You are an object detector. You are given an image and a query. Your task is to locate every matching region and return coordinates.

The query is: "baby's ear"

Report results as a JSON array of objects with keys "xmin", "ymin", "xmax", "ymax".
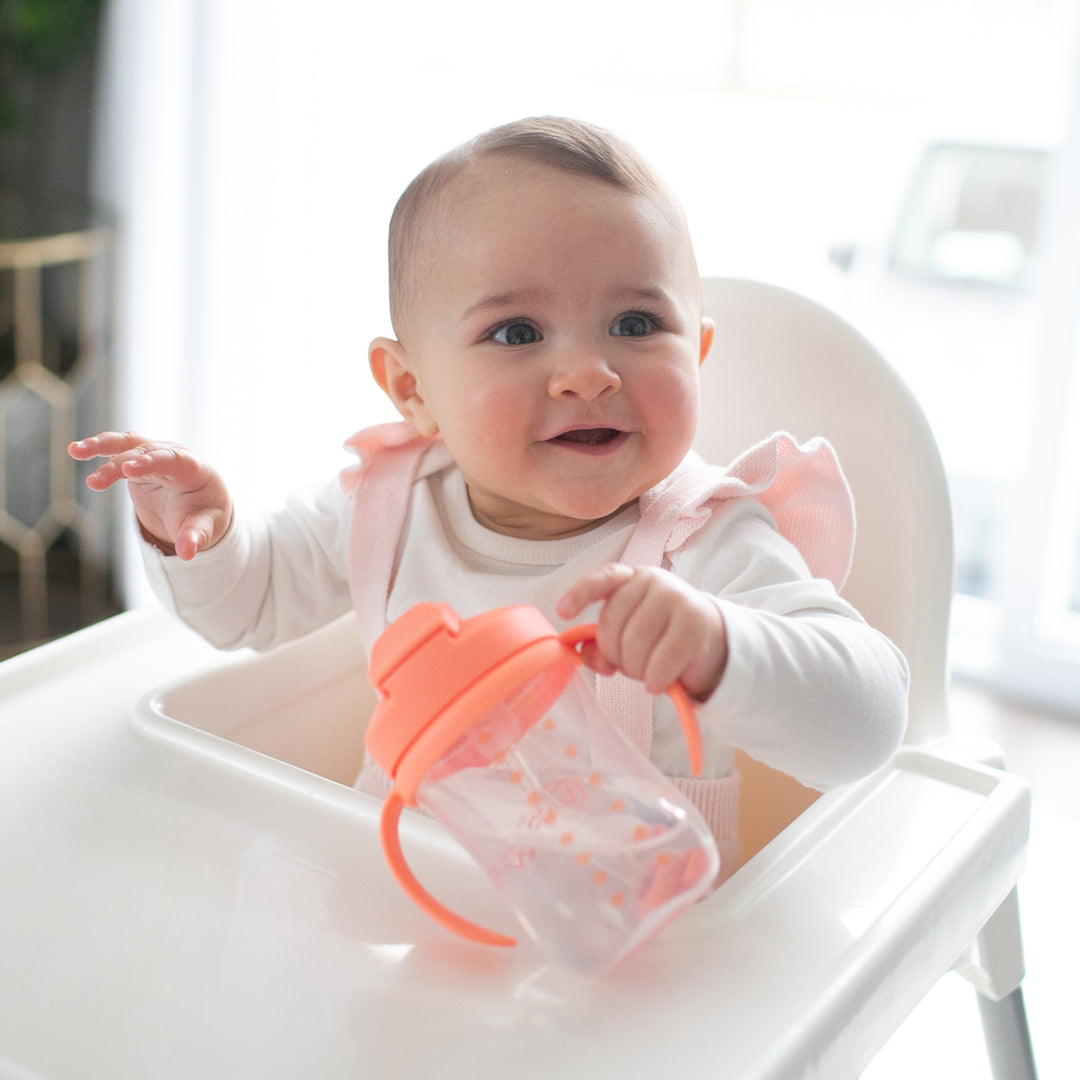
[
  {"xmin": 699, "ymin": 317, "xmax": 716, "ymax": 366},
  {"xmin": 368, "ymin": 338, "xmax": 439, "ymax": 436}
]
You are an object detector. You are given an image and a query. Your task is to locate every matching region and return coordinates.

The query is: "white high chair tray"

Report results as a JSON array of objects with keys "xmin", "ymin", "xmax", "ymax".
[{"xmin": 0, "ymin": 611, "xmax": 1029, "ymax": 1080}]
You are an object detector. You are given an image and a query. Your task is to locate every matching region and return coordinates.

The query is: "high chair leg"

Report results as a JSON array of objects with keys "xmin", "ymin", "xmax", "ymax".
[
  {"xmin": 950, "ymin": 887, "xmax": 1036, "ymax": 1079},
  {"xmin": 976, "ymin": 986, "xmax": 1037, "ymax": 1080},
  {"xmin": 954, "ymin": 887, "xmax": 1026, "ymax": 999}
]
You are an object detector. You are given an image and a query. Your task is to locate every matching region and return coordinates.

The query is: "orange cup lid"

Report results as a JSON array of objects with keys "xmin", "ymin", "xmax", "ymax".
[{"xmin": 365, "ymin": 603, "xmax": 567, "ymax": 787}]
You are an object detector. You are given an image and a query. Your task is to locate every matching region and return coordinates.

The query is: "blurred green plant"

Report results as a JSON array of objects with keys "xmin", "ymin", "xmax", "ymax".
[{"xmin": 1, "ymin": 0, "xmax": 103, "ymax": 132}]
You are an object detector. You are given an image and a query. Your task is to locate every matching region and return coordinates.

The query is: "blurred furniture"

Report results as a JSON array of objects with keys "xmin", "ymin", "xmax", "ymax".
[
  {"xmin": 0, "ymin": 279, "xmax": 1034, "ymax": 1079},
  {"xmin": 0, "ymin": 212, "xmax": 113, "ymax": 653}
]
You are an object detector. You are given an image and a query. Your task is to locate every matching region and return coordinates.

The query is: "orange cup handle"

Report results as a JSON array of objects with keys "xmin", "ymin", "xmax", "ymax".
[
  {"xmin": 663, "ymin": 681, "xmax": 704, "ymax": 778},
  {"xmin": 379, "ymin": 791, "xmax": 517, "ymax": 948},
  {"xmin": 558, "ymin": 623, "xmax": 704, "ymax": 778}
]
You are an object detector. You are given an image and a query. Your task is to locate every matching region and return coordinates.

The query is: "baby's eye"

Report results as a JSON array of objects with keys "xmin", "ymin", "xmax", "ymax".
[
  {"xmin": 610, "ymin": 311, "xmax": 659, "ymax": 337},
  {"xmin": 491, "ymin": 321, "xmax": 542, "ymax": 346}
]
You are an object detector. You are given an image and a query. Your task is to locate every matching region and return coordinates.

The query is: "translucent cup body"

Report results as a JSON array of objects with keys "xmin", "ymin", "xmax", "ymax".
[{"xmin": 415, "ymin": 664, "xmax": 720, "ymax": 972}]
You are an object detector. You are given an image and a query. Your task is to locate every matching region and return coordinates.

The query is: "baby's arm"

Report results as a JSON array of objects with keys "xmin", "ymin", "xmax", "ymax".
[
  {"xmin": 68, "ymin": 432, "xmax": 233, "ymax": 561},
  {"xmin": 556, "ymin": 564, "xmax": 728, "ymax": 702},
  {"xmin": 559, "ymin": 503, "xmax": 909, "ymax": 790},
  {"xmin": 660, "ymin": 500, "xmax": 908, "ymax": 788}
]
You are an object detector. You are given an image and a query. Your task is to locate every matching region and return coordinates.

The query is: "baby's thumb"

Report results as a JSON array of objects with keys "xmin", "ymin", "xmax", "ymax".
[{"xmin": 175, "ymin": 509, "xmax": 228, "ymax": 561}]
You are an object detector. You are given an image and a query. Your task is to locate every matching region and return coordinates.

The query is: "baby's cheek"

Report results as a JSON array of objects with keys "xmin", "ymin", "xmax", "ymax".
[
  {"xmin": 445, "ymin": 389, "xmax": 525, "ymax": 465},
  {"xmin": 638, "ymin": 370, "xmax": 698, "ymax": 444},
  {"xmin": 471, "ymin": 386, "xmax": 532, "ymax": 434}
]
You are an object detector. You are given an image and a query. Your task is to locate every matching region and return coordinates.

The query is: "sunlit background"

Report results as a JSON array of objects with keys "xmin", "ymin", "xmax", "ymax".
[
  {"xmin": 76, "ymin": 0, "xmax": 1080, "ymax": 716},
  {"xmin": 4, "ymin": 0, "xmax": 1080, "ymax": 696},
  {"xmin": 3, "ymin": 2, "xmax": 1080, "ymax": 1075}
]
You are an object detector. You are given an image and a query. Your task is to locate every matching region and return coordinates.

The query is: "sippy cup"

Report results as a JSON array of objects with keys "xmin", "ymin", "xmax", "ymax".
[{"xmin": 365, "ymin": 602, "xmax": 720, "ymax": 973}]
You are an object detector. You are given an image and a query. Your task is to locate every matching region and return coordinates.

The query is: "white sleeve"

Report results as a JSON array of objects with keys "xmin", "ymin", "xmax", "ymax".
[
  {"xmin": 139, "ymin": 478, "xmax": 353, "ymax": 651},
  {"xmin": 669, "ymin": 498, "xmax": 909, "ymax": 790}
]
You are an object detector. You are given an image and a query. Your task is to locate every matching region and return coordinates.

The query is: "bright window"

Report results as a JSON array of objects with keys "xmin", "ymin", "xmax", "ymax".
[{"xmin": 99, "ymin": 0, "xmax": 1080, "ymax": 709}]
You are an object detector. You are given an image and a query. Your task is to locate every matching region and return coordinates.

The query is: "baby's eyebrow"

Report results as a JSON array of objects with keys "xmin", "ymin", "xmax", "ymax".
[
  {"xmin": 463, "ymin": 284, "xmax": 674, "ymax": 319},
  {"xmin": 618, "ymin": 286, "xmax": 671, "ymax": 307},
  {"xmin": 462, "ymin": 288, "xmax": 549, "ymax": 320}
]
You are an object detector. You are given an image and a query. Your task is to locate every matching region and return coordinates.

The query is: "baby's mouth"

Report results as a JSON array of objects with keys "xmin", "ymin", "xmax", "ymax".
[{"xmin": 551, "ymin": 428, "xmax": 622, "ymax": 446}]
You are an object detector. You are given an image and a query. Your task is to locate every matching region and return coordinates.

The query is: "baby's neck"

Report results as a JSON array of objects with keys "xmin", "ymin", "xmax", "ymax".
[{"xmin": 467, "ymin": 492, "xmax": 638, "ymax": 541}]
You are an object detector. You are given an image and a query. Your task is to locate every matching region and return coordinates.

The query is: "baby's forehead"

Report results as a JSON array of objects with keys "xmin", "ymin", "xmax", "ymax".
[
  {"xmin": 392, "ymin": 152, "xmax": 697, "ymax": 341},
  {"xmin": 428, "ymin": 156, "xmax": 688, "ymax": 247}
]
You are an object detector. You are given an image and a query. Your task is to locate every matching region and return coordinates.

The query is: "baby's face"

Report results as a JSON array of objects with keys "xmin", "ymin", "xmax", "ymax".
[{"xmin": 390, "ymin": 159, "xmax": 713, "ymax": 540}]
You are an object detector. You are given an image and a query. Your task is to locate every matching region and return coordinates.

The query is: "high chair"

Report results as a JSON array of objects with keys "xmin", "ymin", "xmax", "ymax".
[
  {"xmin": 0, "ymin": 280, "xmax": 1034, "ymax": 1079},
  {"xmin": 696, "ymin": 276, "xmax": 1036, "ymax": 1078}
]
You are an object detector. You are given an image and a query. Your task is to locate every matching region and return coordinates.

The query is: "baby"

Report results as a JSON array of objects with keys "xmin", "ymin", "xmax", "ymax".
[{"xmin": 70, "ymin": 117, "xmax": 907, "ymax": 872}]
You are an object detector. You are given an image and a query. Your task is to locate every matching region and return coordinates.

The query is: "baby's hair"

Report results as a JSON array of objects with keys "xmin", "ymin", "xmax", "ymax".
[{"xmin": 387, "ymin": 116, "xmax": 675, "ymax": 340}]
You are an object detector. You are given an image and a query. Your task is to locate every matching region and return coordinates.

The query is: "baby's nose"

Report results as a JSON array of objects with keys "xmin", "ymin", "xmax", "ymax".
[{"xmin": 548, "ymin": 349, "xmax": 622, "ymax": 400}]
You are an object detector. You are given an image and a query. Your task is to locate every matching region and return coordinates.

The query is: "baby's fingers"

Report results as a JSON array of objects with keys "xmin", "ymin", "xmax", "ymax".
[
  {"xmin": 68, "ymin": 433, "xmax": 188, "ymax": 492},
  {"xmin": 68, "ymin": 431, "xmax": 150, "ymax": 460},
  {"xmin": 118, "ymin": 445, "xmax": 202, "ymax": 487},
  {"xmin": 73, "ymin": 439, "xmax": 206, "ymax": 494},
  {"xmin": 556, "ymin": 563, "xmax": 636, "ymax": 621},
  {"xmin": 77, "ymin": 457, "xmax": 126, "ymax": 491}
]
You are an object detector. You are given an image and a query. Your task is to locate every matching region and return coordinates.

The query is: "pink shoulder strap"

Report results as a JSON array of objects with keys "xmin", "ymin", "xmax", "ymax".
[
  {"xmin": 598, "ymin": 432, "xmax": 855, "ymax": 763},
  {"xmin": 339, "ymin": 422, "xmax": 438, "ymax": 657},
  {"xmin": 623, "ymin": 432, "xmax": 854, "ymax": 588}
]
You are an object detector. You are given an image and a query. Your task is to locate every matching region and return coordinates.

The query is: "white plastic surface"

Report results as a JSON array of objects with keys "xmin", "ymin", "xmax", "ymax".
[{"xmin": 0, "ymin": 610, "xmax": 1030, "ymax": 1080}]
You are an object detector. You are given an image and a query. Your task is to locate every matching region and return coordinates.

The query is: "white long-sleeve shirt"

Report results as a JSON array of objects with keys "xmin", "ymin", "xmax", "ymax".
[{"xmin": 141, "ymin": 455, "xmax": 908, "ymax": 792}]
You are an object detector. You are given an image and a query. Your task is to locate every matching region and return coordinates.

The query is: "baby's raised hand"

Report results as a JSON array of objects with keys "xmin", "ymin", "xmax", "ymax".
[
  {"xmin": 68, "ymin": 432, "xmax": 232, "ymax": 560},
  {"xmin": 556, "ymin": 565, "xmax": 728, "ymax": 702}
]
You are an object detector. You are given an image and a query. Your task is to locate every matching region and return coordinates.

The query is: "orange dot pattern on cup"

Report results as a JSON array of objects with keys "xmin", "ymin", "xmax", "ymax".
[{"xmin": 504, "ymin": 715, "xmax": 679, "ymax": 914}]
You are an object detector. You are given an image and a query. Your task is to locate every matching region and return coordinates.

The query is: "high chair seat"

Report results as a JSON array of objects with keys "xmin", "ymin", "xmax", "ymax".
[{"xmin": 0, "ymin": 279, "xmax": 1033, "ymax": 1079}]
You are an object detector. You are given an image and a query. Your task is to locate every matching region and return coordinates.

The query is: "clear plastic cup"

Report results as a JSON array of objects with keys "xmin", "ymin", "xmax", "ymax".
[{"xmin": 366, "ymin": 603, "xmax": 720, "ymax": 973}]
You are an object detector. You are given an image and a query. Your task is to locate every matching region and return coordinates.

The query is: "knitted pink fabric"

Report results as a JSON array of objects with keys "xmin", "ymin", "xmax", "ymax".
[{"xmin": 340, "ymin": 421, "xmax": 437, "ymax": 656}]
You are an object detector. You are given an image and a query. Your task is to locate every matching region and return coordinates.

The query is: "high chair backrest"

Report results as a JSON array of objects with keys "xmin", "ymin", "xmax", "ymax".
[{"xmin": 695, "ymin": 278, "xmax": 955, "ymax": 858}]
